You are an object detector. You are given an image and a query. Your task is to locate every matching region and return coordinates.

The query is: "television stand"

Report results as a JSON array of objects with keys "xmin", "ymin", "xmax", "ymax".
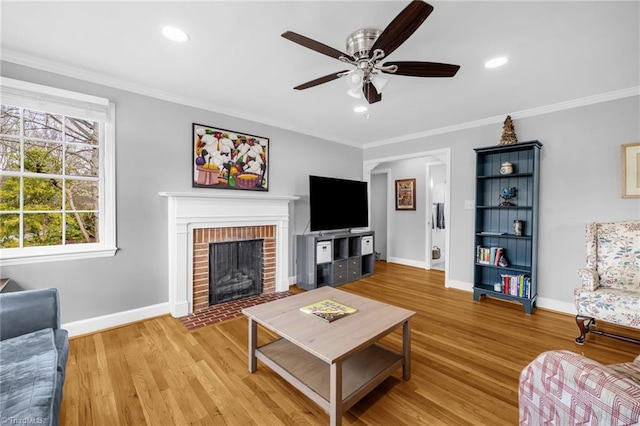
[{"xmin": 296, "ymin": 231, "xmax": 374, "ymax": 290}]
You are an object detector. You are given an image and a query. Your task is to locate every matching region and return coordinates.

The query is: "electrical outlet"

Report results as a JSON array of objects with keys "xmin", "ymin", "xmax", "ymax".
[{"xmin": 464, "ymin": 200, "xmax": 475, "ymax": 209}]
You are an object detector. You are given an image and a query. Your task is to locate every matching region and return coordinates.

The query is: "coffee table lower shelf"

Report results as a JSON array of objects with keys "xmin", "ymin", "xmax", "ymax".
[{"xmin": 256, "ymin": 338, "xmax": 404, "ymax": 414}]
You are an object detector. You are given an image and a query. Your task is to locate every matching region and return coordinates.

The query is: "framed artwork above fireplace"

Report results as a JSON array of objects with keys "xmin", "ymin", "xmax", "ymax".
[{"xmin": 192, "ymin": 123, "xmax": 269, "ymax": 191}]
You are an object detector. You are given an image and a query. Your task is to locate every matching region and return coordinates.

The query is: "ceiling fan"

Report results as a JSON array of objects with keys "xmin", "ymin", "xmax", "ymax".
[{"xmin": 281, "ymin": 0, "xmax": 460, "ymax": 104}]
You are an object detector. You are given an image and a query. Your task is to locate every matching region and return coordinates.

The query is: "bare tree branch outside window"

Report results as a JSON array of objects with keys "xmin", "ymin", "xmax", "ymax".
[{"xmin": 0, "ymin": 105, "xmax": 100, "ymax": 248}]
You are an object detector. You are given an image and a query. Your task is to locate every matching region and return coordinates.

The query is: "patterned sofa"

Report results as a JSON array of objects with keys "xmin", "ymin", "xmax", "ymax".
[
  {"xmin": 519, "ymin": 350, "xmax": 640, "ymax": 425},
  {"xmin": 574, "ymin": 220, "xmax": 640, "ymax": 344}
]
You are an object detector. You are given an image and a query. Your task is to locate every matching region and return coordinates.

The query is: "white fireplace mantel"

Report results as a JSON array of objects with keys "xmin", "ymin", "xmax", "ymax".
[{"xmin": 159, "ymin": 191, "xmax": 299, "ymax": 317}]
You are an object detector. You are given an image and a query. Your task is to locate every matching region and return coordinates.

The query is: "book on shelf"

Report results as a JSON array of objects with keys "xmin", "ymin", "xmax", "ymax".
[
  {"xmin": 499, "ymin": 274, "xmax": 531, "ymax": 298},
  {"xmin": 299, "ymin": 299, "xmax": 358, "ymax": 322},
  {"xmin": 476, "ymin": 245, "xmax": 505, "ymax": 266},
  {"xmin": 494, "ymin": 248, "xmax": 503, "ymax": 266}
]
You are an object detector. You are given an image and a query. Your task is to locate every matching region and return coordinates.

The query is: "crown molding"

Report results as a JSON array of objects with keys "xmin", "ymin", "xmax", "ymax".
[
  {"xmin": 364, "ymin": 86, "xmax": 640, "ymax": 149},
  {"xmin": 0, "ymin": 50, "xmax": 360, "ymax": 148},
  {"xmin": 3, "ymin": 49, "xmax": 637, "ymax": 151}
]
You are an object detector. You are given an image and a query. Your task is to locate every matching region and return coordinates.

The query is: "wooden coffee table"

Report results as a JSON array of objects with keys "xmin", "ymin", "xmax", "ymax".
[{"xmin": 242, "ymin": 286, "xmax": 415, "ymax": 426}]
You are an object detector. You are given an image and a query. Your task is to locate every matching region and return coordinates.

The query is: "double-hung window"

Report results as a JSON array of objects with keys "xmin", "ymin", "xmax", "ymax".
[{"xmin": 0, "ymin": 77, "xmax": 116, "ymax": 265}]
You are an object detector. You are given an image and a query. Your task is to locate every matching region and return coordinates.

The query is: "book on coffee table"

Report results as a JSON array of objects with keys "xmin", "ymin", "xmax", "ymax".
[{"xmin": 300, "ymin": 299, "xmax": 357, "ymax": 322}]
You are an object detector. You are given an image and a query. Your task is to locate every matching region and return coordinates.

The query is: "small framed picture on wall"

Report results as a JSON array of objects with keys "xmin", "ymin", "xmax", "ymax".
[
  {"xmin": 395, "ymin": 178, "xmax": 416, "ymax": 210},
  {"xmin": 622, "ymin": 142, "xmax": 640, "ymax": 198}
]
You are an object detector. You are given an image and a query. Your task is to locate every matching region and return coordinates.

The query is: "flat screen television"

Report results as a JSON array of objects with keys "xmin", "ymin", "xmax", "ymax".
[{"xmin": 309, "ymin": 175, "xmax": 368, "ymax": 232}]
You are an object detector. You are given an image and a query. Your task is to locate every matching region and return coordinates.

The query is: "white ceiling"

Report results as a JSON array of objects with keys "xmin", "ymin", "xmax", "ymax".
[{"xmin": 2, "ymin": 1, "xmax": 639, "ymax": 148}]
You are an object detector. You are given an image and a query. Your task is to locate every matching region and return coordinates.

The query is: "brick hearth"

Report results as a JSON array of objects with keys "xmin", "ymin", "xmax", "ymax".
[
  {"xmin": 192, "ymin": 225, "xmax": 276, "ymax": 313},
  {"xmin": 179, "ymin": 290, "xmax": 293, "ymax": 330}
]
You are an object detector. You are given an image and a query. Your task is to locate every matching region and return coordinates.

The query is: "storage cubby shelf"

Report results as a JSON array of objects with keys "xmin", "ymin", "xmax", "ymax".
[{"xmin": 296, "ymin": 231, "xmax": 374, "ymax": 290}]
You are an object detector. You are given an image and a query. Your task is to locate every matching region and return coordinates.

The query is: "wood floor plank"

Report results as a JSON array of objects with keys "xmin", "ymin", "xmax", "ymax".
[{"xmin": 61, "ymin": 262, "xmax": 640, "ymax": 425}]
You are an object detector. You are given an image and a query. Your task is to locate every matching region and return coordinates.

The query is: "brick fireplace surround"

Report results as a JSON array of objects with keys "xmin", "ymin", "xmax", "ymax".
[
  {"xmin": 192, "ymin": 225, "xmax": 275, "ymax": 313},
  {"xmin": 159, "ymin": 192, "xmax": 298, "ymax": 318}
]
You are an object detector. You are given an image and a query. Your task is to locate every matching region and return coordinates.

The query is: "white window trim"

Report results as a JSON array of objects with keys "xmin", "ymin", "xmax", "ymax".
[{"xmin": 0, "ymin": 77, "xmax": 117, "ymax": 266}]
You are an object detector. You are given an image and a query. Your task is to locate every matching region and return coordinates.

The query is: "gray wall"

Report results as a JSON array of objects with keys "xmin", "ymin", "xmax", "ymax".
[
  {"xmin": 386, "ymin": 158, "xmax": 429, "ymax": 265},
  {"xmin": 1, "ymin": 61, "xmax": 363, "ymax": 323},
  {"xmin": 364, "ymin": 96, "xmax": 640, "ymax": 308},
  {"xmin": 2, "ymin": 60, "xmax": 638, "ymax": 322}
]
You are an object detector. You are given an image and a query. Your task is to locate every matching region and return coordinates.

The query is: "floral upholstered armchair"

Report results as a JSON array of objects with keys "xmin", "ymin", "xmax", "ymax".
[
  {"xmin": 519, "ymin": 350, "xmax": 640, "ymax": 425},
  {"xmin": 574, "ymin": 220, "xmax": 640, "ymax": 344}
]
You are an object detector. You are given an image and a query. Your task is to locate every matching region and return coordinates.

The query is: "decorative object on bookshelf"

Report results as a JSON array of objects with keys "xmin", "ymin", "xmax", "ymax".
[
  {"xmin": 500, "ymin": 161, "xmax": 514, "ymax": 175},
  {"xmin": 621, "ymin": 142, "xmax": 640, "ymax": 198},
  {"xmin": 395, "ymin": 178, "xmax": 416, "ymax": 210},
  {"xmin": 498, "ymin": 255, "xmax": 509, "ymax": 267},
  {"xmin": 299, "ymin": 299, "xmax": 357, "ymax": 322},
  {"xmin": 499, "ymin": 115, "xmax": 518, "ymax": 145},
  {"xmin": 513, "ymin": 220, "xmax": 524, "ymax": 236},
  {"xmin": 499, "ymin": 186, "xmax": 517, "ymax": 206}
]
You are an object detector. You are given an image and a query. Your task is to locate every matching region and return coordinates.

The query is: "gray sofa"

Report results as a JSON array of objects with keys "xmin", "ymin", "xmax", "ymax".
[{"xmin": 0, "ymin": 288, "xmax": 69, "ymax": 426}]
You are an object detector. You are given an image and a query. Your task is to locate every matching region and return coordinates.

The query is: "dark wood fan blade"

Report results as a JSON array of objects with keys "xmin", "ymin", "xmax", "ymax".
[
  {"xmin": 382, "ymin": 61, "xmax": 460, "ymax": 77},
  {"xmin": 370, "ymin": 1, "xmax": 434, "ymax": 58},
  {"xmin": 282, "ymin": 31, "xmax": 354, "ymax": 61},
  {"xmin": 293, "ymin": 71, "xmax": 349, "ymax": 90},
  {"xmin": 363, "ymin": 82, "xmax": 382, "ymax": 104}
]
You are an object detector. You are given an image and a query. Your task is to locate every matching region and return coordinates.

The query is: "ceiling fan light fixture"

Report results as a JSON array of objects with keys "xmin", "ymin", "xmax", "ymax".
[
  {"xmin": 162, "ymin": 25, "xmax": 189, "ymax": 43},
  {"xmin": 347, "ymin": 88, "xmax": 363, "ymax": 99},
  {"xmin": 371, "ymin": 73, "xmax": 389, "ymax": 93},
  {"xmin": 485, "ymin": 56, "xmax": 508, "ymax": 69}
]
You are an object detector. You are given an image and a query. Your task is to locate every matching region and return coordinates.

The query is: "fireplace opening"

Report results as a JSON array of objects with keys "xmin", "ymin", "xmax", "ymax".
[{"xmin": 209, "ymin": 239, "xmax": 263, "ymax": 305}]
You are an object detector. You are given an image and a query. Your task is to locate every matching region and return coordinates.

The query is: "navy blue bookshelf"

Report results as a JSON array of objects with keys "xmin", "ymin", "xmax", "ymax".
[{"xmin": 473, "ymin": 141, "xmax": 542, "ymax": 314}]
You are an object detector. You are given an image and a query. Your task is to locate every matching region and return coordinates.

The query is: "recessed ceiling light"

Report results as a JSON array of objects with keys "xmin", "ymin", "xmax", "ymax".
[
  {"xmin": 485, "ymin": 56, "xmax": 508, "ymax": 69},
  {"xmin": 354, "ymin": 106, "xmax": 368, "ymax": 113},
  {"xmin": 162, "ymin": 25, "xmax": 189, "ymax": 43}
]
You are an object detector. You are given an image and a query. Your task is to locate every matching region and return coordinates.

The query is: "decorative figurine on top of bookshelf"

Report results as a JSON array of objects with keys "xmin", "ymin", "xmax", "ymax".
[
  {"xmin": 499, "ymin": 186, "xmax": 517, "ymax": 206},
  {"xmin": 499, "ymin": 115, "xmax": 518, "ymax": 145}
]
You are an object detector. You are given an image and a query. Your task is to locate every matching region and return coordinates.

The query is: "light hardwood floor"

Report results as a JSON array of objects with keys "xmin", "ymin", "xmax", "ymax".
[{"xmin": 60, "ymin": 262, "xmax": 640, "ymax": 425}]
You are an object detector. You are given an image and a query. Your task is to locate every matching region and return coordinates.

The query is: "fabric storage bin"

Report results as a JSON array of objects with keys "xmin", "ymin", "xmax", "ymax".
[{"xmin": 316, "ymin": 241, "xmax": 332, "ymax": 264}]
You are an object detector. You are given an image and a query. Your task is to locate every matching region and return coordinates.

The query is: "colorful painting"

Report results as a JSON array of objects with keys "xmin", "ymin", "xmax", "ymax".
[
  {"xmin": 395, "ymin": 178, "xmax": 416, "ymax": 210},
  {"xmin": 192, "ymin": 123, "xmax": 268, "ymax": 191}
]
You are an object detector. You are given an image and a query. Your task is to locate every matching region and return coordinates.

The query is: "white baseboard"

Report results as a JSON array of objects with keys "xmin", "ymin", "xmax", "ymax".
[
  {"xmin": 63, "ymin": 302, "xmax": 171, "ymax": 337},
  {"xmin": 536, "ymin": 297, "xmax": 575, "ymax": 315},
  {"xmin": 387, "ymin": 257, "xmax": 426, "ymax": 269},
  {"xmin": 445, "ymin": 279, "xmax": 472, "ymax": 291},
  {"xmin": 61, "ymin": 284, "xmax": 576, "ymax": 338},
  {"xmin": 443, "ymin": 279, "xmax": 575, "ymax": 315}
]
